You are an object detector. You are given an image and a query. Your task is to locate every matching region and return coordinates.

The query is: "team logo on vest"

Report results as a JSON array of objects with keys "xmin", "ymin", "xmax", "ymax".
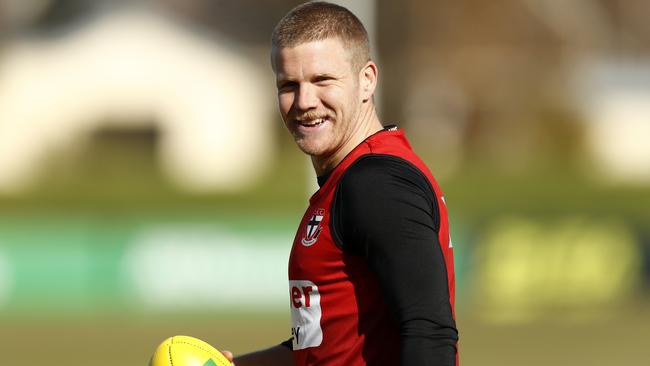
[{"xmin": 301, "ymin": 208, "xmax": 324, "ymax": 246}]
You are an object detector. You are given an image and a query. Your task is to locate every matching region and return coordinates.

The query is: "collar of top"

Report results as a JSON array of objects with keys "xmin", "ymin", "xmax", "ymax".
[{"xmin": 309, "ymin": 125, "xmax": 407, "ymax": 204}]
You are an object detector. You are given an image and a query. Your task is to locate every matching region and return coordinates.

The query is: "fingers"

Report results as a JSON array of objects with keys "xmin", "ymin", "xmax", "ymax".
[{"xmin": 221, "ymin": 350, "xmax": 235, "ymax": 365}]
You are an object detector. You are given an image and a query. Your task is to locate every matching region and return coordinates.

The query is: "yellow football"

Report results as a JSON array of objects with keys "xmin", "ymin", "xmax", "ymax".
[{"xmin": 149, "ymin": 335, "xmax": 232, "ymax": 366}]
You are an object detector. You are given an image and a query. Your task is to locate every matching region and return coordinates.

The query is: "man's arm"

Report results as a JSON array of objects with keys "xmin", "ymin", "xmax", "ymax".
[
  {"xmin": 223, "ymin": 344, "xmax": 292, "ymax": 366},
  {"xmin": 332, "ymin": 154, "xmax": 458, "ymax": 366}
]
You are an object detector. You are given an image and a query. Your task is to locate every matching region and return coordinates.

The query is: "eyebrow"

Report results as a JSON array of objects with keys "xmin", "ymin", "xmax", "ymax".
[
  {"xmin": 314, "ymin": 72, "xmax": 343, "ymax": 79},
  {"xmin": 275, "ymin": 72, "xmax": 342, "ymax": 87}
]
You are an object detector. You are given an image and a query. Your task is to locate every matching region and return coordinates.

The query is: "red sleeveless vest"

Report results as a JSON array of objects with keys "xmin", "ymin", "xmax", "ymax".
[{"xmin": 288, "ymin": 129, "xmax": 456, "ymax": 366}]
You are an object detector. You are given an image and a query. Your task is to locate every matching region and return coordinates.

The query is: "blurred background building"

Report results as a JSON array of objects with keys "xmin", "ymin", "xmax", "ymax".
[{"xmin": 0, "ymin": 0, "xmax": 649, "ymax": 365}]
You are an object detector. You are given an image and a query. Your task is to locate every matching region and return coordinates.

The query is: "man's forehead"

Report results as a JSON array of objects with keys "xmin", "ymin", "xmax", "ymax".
[
  {"xmin": 275, "ymin": 36, "xmax": 348, "ymax": 52},
  {"xmin": 272, "ymin": 39, "xmax": 353, "ymax": 75}
]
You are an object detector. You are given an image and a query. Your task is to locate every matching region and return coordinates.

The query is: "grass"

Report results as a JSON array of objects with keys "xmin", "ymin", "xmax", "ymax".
[{"xmin": 2, "ymin": 299, "xmax": 649, "ymax": 365}]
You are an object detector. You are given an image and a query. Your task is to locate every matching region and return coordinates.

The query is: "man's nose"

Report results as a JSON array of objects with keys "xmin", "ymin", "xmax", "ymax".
[{"xmin": 295, "ymin": 84, "xmax": 319, "ymax": 111}]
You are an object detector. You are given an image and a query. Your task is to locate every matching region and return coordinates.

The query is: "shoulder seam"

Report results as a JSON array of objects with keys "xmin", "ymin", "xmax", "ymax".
[{"xmin": 330, "ymin": 153, "xmax": 441, "ymax": 254}]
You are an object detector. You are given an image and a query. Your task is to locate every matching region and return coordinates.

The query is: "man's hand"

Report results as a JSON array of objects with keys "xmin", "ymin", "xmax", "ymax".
[{"xmin": 221, "ymin": 350, "xmax": 235, "ymax": 365}]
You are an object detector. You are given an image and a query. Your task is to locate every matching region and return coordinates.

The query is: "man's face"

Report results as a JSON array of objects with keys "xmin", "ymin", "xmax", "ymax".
[{"xmin": 273, "ymin": 38, "xmax": 363, "ymax": 160}]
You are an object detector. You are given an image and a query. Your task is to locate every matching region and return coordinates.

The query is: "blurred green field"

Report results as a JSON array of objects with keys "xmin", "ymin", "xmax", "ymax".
[{"xmin": 2, "ymin": 299, "xmax": 649, "ymax": 365}]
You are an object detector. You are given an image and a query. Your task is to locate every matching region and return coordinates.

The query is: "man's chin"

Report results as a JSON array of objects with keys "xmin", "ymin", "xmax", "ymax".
[
  {"xmin": 297, "ymin": 146, "xmax": 324, "ymax": 157},
  {"xmin": 295, "ymin": 140, "xmax": 327, "ymax": 157}
]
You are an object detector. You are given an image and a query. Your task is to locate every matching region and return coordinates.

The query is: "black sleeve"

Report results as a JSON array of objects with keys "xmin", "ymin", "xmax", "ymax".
[
  {"xmin": 331, "ymin": 154, "xmax": 458, "ymax": 366},
  {"xmin": 280, "ymin": 338, "xmax": 293, "ymax": 350}
]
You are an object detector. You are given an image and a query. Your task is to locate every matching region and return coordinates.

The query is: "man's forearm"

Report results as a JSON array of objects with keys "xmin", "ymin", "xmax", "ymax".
[{"xmin": 233, "ymin": 344, "xmax": 293, "ymax": 366}]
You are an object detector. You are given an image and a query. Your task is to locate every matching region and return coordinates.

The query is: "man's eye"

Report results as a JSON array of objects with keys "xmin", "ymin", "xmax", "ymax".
[
  {"xmin": 315, "ymin": 76, "xmax": 334, "ymax": 84},
  {"xmin": 278, "ymin": 82, "xmax": 297, "ymax": 92}
]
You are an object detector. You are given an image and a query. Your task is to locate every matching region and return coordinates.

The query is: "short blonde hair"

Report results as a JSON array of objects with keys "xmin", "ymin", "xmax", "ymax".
[{"xmin": 271, "ymin": 1, "xmax": 371, "ymax": 72}]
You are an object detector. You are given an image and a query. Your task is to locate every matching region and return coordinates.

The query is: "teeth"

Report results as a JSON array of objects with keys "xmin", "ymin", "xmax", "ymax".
[{"xmin": 300, "ymin": 118, "xmax": 325, "ymax": 126}]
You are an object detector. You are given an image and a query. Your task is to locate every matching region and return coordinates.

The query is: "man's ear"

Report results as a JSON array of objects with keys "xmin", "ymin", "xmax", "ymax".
[{"xmin": 359, "ymin": 61, "xmax": 378, "ymax": 102}]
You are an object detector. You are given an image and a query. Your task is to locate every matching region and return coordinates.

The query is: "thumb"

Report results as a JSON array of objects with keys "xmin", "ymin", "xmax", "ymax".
[{"xmin": 221, "ymin": 350, "xmax": 235, "ymax": 365}]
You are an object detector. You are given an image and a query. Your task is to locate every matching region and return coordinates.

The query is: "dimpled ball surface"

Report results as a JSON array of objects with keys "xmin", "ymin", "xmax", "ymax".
[{"xmin": 149, "ymin": 335, "xmax": 232, "ymax": 366}]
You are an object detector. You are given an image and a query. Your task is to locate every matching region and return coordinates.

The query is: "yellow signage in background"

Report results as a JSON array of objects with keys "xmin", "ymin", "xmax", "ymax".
[{"xmin": 472, "ymin": 217, "xmax": 642, "ymax": 324}]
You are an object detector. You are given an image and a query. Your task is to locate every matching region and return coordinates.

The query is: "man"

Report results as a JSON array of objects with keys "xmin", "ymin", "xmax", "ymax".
[{"xmin": 226, "ymin": 2, "xmax": 458, "ymax": 365}]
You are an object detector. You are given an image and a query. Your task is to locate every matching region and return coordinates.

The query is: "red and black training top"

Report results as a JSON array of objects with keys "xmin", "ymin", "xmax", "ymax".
[{"xmin": 286, "ymin": 126, "xmax": 458, "ymax": 366}]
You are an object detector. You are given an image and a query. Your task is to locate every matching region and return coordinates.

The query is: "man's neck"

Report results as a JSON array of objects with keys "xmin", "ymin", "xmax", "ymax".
[{"xmin": 311, "ymin": 106, "xmax": 383, "ymax": 176}]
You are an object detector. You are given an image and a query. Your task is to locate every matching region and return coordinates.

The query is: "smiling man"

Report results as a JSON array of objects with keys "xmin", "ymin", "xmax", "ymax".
[
  {"xmin": 273, "ymin": 35, "xmax": 377, "ymax": 175},
  {"xmin": 228, "ymin": 2, "xmax": 458, "ymax": 365}
]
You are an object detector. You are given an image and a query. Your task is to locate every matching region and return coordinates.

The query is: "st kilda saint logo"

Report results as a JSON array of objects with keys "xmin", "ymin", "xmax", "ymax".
[{"xmin": 301, "ymin": 208, "xmax": 324, "ymax": 246}]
